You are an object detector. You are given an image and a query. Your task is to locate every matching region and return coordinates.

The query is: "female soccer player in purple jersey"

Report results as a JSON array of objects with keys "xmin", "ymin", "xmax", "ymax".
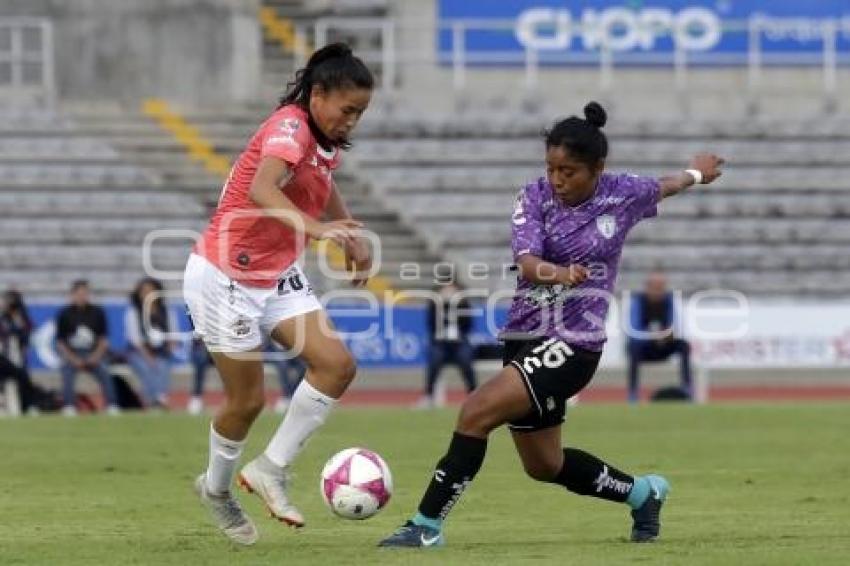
[{"xmin": 380, "ymin": 102, "xmax": 724, "ymax": 548}]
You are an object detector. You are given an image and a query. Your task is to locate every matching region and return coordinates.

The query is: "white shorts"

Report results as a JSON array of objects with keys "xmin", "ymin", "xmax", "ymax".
[{"xmin": 183, "ymin": 253, "xmax": 322, "ymax": 352}]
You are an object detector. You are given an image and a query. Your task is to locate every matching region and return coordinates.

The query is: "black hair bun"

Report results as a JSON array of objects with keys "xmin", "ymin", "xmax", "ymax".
[
  {"xmin": 307, "ymin": 42, "xmax": 353, "ymax": 68},
  {"xmin": 324, "ymin": 42, "xmax": 353, "ymax": 58},
  {"xmin": 583, "ymin": 101, "xmax": 607, "ymax": 129},
  {"xmin": 310, "ymin": 42, "xmax": 352, "ymax": 64}
]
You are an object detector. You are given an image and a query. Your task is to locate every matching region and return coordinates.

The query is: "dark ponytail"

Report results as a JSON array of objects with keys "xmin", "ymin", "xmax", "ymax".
[
  {"xmin": 279, "ymin": 42, "xmax": 374, "ymax": 109},
  {"xmin": 130, "ymin": 277, "xmax": 167, "ymax": 329},
  {"xmin": 544, "ymin": 101, "xmax": 609, "ymax": 168}
]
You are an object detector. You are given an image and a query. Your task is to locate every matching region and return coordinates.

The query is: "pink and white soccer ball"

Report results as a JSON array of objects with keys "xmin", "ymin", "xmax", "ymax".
[{"xmin": 320, "ymin": 448, "xmax": 393, "ymax": 520}]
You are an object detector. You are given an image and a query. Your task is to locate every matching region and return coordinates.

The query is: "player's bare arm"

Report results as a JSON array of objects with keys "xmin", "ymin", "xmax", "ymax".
[
  {"xmin": 250, "ymin": 156, "xmax": 362, "ymax": 246},
  {"xmin": 659, "ymin": 152, "xmax": 725, "ymax": 200}
]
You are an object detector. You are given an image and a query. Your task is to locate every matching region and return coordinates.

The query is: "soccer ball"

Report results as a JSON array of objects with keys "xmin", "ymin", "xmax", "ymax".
[{"xmin": 320, "ymin": 448, "xmax": 393, "ymax": 520}]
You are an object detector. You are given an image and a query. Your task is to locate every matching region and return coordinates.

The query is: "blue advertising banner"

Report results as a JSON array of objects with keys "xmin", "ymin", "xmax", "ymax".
[
  {"xmin": 437, "ymin": 0, "xmax": 850, "ymax": 65},
  {"xmin": 23, "ymin": 302, "xmax": 508, "ymax": 371}
]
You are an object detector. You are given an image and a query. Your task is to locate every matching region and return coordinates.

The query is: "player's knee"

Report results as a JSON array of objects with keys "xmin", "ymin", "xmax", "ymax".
[
  {"xmin": 230, "ymin": 392, "xmax": 265, "ymax": 421},
  {"xmin": 523, "ymin": 459, "xmax": 561, "ymax": 482},
  {"xmin": 331, "ymin": 351, "xmax": 357, "ymax": 385},
  {"xmin": 245, "ymin": 397, "xmax": 266, "ymax": 421},
  {"xmin": 339, "ymin": 353, "xmax": 357, "ymax": 384},
  {"xmin": 456, "ymin": 399, "xmax": 497, "ymax": 437},
  {"xmin": 311, "ymin": 350, "xmax": 357, "ymax": 386}
]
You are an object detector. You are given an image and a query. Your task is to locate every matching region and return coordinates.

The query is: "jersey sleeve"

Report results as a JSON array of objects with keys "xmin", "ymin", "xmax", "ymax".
[
  {"xmin": 618, "ymin": 173, "xmax": 661, "ymax": 221},
  {"xmin": 511, "ymin": 184, "xmax": 545, "ymax": 260},
  {"xmin": 260, "ymin": 113, "xmax": 310, "ymax": 166}
]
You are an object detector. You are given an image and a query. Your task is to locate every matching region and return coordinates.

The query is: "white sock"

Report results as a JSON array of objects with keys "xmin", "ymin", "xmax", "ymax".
[
  {"xmin": 205, "ymin": 423, "xmax": 245, "ymax": 496},
  {"xmin": 264, "ymin": 380, "xmax": 336, "ymax": 468}
]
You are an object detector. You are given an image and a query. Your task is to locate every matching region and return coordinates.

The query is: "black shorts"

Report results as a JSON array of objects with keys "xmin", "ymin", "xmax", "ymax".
[{"xmin": 503, "ymin": 337, "xmax": 601, "ymax": 433}]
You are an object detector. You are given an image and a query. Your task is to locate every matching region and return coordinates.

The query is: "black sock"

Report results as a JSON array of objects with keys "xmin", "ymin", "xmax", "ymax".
[
  {"xmin": 417, "ymin": 432, "xmax": 488, "ymax": 521},
  {"xmin": 551, "ymin": 448, "xmax": 634, "ymax": 503}
]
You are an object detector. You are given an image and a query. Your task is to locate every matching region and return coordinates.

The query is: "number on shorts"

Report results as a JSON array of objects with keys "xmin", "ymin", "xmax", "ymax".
[
  {"xmin": 277, "ymin": 273, "xmax": 304, "ymax": 295},
  {"xmin": 522, "ymin": 338, "xmax": 573, "ymax": 374}
]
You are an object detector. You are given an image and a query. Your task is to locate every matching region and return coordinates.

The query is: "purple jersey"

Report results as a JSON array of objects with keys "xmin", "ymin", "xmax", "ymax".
[{"xmin": 501, "ymin": 173, "xmax": 660, "ymax": 351}]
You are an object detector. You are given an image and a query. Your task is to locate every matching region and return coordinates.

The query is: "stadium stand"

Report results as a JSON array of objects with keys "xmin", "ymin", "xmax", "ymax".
[
  {"xmin": 0, "ymin": 106, "xmax": 444, "ymax": 297},
  {"xmin": 0, "ymin": 109, "xmax": 205, "ymax": 297},
  {"xmin": 136, "ymin": 108, "xmax": 441, "ymax": 293},
  {"xmin": 4, "ymin": 0, "xmax": 848, "ymax": 301},
  {"xmin": 260, "ymin": 0, "xmax": 391, "ymax": 101},
  {"xmin": 349, "ymin": 113, "xmax": 850, "ymax": 296}
]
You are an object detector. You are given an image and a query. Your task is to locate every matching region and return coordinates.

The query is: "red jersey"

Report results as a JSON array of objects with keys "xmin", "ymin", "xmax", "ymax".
[{"xmin": 195, "ymin": 105, "xmax": 340, "ymax": 288}]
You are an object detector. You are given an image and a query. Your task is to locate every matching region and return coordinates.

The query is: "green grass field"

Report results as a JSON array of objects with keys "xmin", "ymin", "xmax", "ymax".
[{"xmin": 2, "ymin": 403, "xmax": 849, "ymax": 565}]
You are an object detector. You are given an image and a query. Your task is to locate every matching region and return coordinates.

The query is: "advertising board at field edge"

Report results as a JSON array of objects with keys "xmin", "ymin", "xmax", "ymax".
[
  {"xmin": 437, "ymin": 0, "xmax": 850, "ymax": 65},
  {"xmin": 21, "ymin": 301, "xmax": 850, "ymax": 371}
]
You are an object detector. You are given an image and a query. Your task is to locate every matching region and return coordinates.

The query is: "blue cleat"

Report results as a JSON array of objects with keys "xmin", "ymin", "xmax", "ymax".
[
  {"xmin": 630, "ymin": 475, "xmax": 669, "ymax": 543},
  {"xmin": 378, "ymin": 521, "xmax": 445, "ymax": 548}
]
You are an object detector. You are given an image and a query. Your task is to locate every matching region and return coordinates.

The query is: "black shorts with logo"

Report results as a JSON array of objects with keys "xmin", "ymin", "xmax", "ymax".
[{"xmin": 502, "ymin": 337, "xmax": 602, "ymax": 432}]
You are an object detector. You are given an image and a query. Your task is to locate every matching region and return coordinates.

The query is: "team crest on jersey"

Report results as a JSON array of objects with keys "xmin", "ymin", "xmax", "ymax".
[
  {"xmin": 267, "ymin": 118, "xmax": 301, "ymax": 149},
  {"xmin": 512, "ymin": 191, "xmax": 526, "ymax": 226},
  {"xmin": 596, "ymin": 214, "xmax": 616, "ymax": 239},
  {"xmin": 279, "ymin": 118, "xmax": 300, "ymax": 134}
]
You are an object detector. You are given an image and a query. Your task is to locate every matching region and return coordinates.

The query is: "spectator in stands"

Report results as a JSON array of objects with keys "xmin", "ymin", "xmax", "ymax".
[
  {"xmin": 125, "ymin": 277, "xmax": 176, "ymax": 410},
  {"xmin": 2, "ymin": 290, "xmax": 32, "ymax": 367},
  {"xmin": 0, "ymin": 290, "xmax": 37, "ymax": 414},
  {"xmin": 626, "ymin": 271, "xmax": 692, "ymax": 403},
  {"xmin": 187, "ymin": 337, "xmax": 305, "ymax": 416},
  {"xmin": 417, "ymin": 278, "xmax": 477, "ymax": 408},
  {"xmin": 56, "ymin": 280, "xmax": 119, "ymax": 416}
]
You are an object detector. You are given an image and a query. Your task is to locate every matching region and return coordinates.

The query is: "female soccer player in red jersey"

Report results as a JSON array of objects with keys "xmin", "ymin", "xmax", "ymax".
[{"xmin": 183, "ymin": 43, "xmax": 374, "ymax": 544}]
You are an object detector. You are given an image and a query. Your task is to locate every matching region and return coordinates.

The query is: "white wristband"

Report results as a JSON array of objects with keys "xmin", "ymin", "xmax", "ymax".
[{"xmin": 685, "ymin": 169, "xmax": 704, "ymax": 184}]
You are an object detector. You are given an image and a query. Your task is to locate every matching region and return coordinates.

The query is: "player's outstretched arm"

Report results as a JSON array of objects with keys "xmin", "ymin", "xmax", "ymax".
[{"xmin": 659, "ymin": 153, "xmax": 725, "ymax": 200}]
